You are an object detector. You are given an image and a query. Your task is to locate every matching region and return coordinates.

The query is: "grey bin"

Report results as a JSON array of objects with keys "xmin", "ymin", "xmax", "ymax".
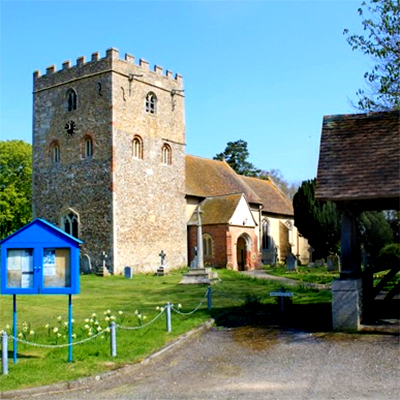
[{"xmin": 124, "ymin": 267, "xmax": 132, "ymax": 279}]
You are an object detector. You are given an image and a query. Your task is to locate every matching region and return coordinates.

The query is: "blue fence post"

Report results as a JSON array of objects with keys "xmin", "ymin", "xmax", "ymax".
[
  {"xmin": 166, "ymin": 302, "xmax": 171, "ymax": 333},
  {"xmin": 207, "ymin": 286, "xmax": 212, "ymax": 311},
  {"xmin": 110, "ymin": 322, "xmax": 117, "ymax": 357},
  {"xmin": 2, "ymin": 332, "xmax": 8, "ymax": 375}
]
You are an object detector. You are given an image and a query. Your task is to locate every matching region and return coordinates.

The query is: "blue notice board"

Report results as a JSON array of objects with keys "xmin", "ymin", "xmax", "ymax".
[{"xmin": 1, "ymin": 219, "xmax": 82, "ymax": 295}]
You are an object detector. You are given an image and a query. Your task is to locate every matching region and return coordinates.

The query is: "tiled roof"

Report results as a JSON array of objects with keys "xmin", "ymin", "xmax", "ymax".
[
  {"xmin": 187, "ymin": 194, "xmax": 243, "ymax": 225},
  {"xmin": 185, "ymin": 155, "xmax": 261, "ymax": 204},
  {"xmin": 315, "ymin": 111, "xmax": 400, "ymax": 207},
  {"xmin": 240, "ymin": 176, "xmax": 294, "ymax": 216}
]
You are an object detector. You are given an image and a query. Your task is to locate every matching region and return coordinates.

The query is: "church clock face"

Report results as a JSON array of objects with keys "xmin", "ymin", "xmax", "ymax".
[{"xmin": 64, "ymin": 120, "xmax": 76, "ymax": 137}]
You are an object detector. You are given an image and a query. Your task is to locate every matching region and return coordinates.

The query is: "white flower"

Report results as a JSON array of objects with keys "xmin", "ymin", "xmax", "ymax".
[
  {"xmin": 53, "ymin": 327, "xmax": 59, "ymax": 333},
  {"xmin": 72, "ymin": 333, "xmax": 77, "ymax": 339},
  {"xmin": 18, "ymin": 332, "xmax": 23, "ymax": 338},
  {"xmin": 178, "ymin": 304, "xmax": 182, "ymax": 309},
  {"xmin": 92, "ymin": 313, "xmax": 97, "ymax": 318},
  {"xmin": 63, "ymin": 321, "xmax": 68, "ymax": 327},
  {"xmin": 107, "ymin": 309, "xmax": 111, "ymax": 314},
  {"xmin": 84, "ymin": 324, "xmax": 90, "ymax": 329},
  {"xmin": 84, "ymin": 318, "xmax": 89, "ymax": 323},
  {"xmin": 105, "ymin": 327, "xmax": 110, "ymax": 332},
  {"xmin": 134, "ymin": 310, "xmax": 139, "ymax": 315},
  {"xmin": 156, "ymin": 306, "xmax": 160, "ymax": 311},
  {"xmin": 118, "ymin": 311, "xmax": 123, "ymax": 315},
  {"xmin": 57, "ymin": 316, "xmax": 62, "ymax": 321},
  {"xmin": 143, "ymin": 316, "xmax": 147, "ymax": 320},
  {"xmin": 6, "ymin": 324, "xmax": 10, "ymax": 329},
  {"xmin": 45, "ymin": 324, "xmax": 50, "ymax": 329},
  {"xmin": 29, "ymin": 330, "xmax": 35, "ymax": 335},
  {"xmin": 110, "ymin": 316, "xmax": 116, "ymax": 320},
  {"xmin": 71, "ymin": 319, "xmax": 75, "ymax": 323},
  {"xmin": 105, "ymin": 317, "xmax": 110, "ymax": 322},
  {"xmin": 97, "ymin": 326, "xmax": 102, "ymax": 331}
]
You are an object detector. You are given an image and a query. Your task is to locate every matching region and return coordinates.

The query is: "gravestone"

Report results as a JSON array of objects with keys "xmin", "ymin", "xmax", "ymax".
[
  {"xmin": 190, "ymin": 247, "xmax": 198, "ymax": 268},
  {"xmin": 286, "ymin": 252, "xmax": 297, "ymax": 271},
  {"xmin": 308, "ymin": 246, "xmax": 314, "ymax": 265},
  {"xmin": 314, "ymin": 258, "xmax": 325, "ymax": 267},
  {"xmin": 81, "ymin": 254, "xmax": 92, "ymax": 274},
  {"xmin": 327, "ymin": 254, "xmax": 340, "ymax": 272},
  {"xmin": 124, "ymin": 266, "xmax": 132, "ymax": 279}
]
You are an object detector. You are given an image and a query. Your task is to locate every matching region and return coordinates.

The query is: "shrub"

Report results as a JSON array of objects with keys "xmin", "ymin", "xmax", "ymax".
[{"xmin": 376, "ymin": 243, "xmax": 400, "ymax": 270}]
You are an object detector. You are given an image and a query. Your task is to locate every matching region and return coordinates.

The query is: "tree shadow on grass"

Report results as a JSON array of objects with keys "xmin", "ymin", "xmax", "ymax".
[
  {"xmin": 0, "ymin": 351, "xmax": 41, "ymax": 360},
  {"xmin": 212, "ymin": 302, "xmax": 333, "ymax": 333},
  {"xmin": 212, "ymin": 301, "xmax": 399, "ymax": 336}
]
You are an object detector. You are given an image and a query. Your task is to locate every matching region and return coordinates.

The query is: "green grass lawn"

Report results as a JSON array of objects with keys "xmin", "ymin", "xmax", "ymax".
[{"xmin": 0, "ymin": 268, "xmax": 331, "ymax": 392}]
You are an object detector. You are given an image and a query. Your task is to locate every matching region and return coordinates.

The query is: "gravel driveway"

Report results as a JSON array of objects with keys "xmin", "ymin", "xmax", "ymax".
[{"xmin": 4, "ymin": 323, "xmax": 399, "ymax": 400}]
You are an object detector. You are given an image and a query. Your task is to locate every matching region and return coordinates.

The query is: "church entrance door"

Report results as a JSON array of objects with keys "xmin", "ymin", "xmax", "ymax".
[{"xmin": 237, "ymin": 236, "xmax": 247, "ymax": 271}]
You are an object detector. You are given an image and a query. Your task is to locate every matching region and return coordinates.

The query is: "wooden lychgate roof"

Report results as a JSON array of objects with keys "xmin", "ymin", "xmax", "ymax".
[{"xmin": 316, "ymin": 111, "xmax": 400, "ymax": 210}]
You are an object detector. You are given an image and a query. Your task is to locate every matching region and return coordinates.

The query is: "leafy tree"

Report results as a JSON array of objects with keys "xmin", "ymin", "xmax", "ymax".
[
  {"xmin": 259, "ymin": 168, "xmax": 299, "ymax": 200},
  {"xmin": 0, "ymin": 140, "xmax": 32, "ymax": 239},
  {"xmin": 343, "ymin": 0, "xmax": 400, "ymax": 111},
  {"xmin": 293, "ymin": 179, "xmax": 341, "ymax": 260},
  {"xmin": 214, "ymin": 139, "xmax": 261, "ymax": 177},
  {"xmin": 358, "ymin": 211, "xmax": 394, "ymax": 263}
]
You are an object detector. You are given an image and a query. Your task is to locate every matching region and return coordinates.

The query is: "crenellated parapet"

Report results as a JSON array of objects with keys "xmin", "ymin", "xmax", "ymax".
[{"xmin": 33, "ymin": 47, "xmax": 183, "ymax": 91}]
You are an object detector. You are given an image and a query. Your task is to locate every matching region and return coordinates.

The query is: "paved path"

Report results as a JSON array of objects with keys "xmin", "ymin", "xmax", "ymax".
[
  {"xmin": 4, "ymin": 325, "xmax": 399, "ymax": 400},
  {"xmin": 242, "ymin": 270, "xmax": 330, "ymax": 290}
]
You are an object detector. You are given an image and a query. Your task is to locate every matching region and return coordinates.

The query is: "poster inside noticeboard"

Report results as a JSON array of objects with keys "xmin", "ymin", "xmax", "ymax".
[
  {"xmin": 43, "ymin": 248, "xmax": 71, "ymax": 288},
  {"xmin": 7, "ymin": 249, "xmax": 34, "ymax": 288}
]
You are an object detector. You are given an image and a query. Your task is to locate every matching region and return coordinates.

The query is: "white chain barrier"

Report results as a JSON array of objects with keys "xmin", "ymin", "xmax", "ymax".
[
  {"xmin": 118, "ymin": 308, "xmax": 165, "ymax": 330},
  {"xmin": 2, "ymin": 286, "xmax": 261, "ymax": 374},
  {"xmin": 9, "ymin": 328, "xmax": 106, "ymax": 348}
]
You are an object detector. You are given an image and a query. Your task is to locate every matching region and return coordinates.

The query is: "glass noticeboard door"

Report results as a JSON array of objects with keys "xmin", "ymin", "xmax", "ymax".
[
  {"xmin": 43, "ymin": 248, "xmax": 71, "ymax": 288},
  {"xmin": 6, "ymin": 249, "xmax": 34, "ymax": 289},
  {"xmin": 4, "ymin": 247, "xmax": 72, "ymax": 293}
]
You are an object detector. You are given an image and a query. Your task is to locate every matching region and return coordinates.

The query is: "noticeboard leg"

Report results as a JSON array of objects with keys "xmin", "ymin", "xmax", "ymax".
[
  {"xmin": 13, "ymin": 294, "xmax": 17, "ymax": 364},
  {"xmin": 68, "ymin": 294, "xmax": 72, "ymax": 363}
]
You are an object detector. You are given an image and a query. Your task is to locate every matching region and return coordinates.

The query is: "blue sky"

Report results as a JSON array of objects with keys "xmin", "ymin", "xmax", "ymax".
[{"xmin": 0, "ymin": 0, "xmax": 369, "ymax": 183}]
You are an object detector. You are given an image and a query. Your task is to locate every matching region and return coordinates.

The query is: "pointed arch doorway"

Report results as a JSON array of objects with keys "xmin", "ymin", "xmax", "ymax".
[{"xmin": 237, "ymin": 235, "xmax": 250, "ymax": 271}]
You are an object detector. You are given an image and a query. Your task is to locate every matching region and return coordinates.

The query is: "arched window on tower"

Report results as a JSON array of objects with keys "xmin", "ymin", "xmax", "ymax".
[
  {"xmin": 50, "ymin": 141, "xmax": 60, "ymax": 164},
  {"xmin": 262, "ymin": 219, "xmax": 271, "ymax": 250},
  {"xmin": 132, "ymin": 135, "xmax": 143, "ymax": 159},
  {"xmin": 145, "ymin": 92, "xmax": 157, "ymax": 114},
  {"xmin": 62, "ymin": 210, "xmax": 79, "ymax": 239},
  {"xmin": 66, "ymin": 89, "xmax": 77, "ymax": 111},
  {"xmin": 83, "ymin": 136, "xmax": 93, "ymax": 158},
  {"xmin": 161, "ymin": 143, "xmax": 172, "ymax": 165}
]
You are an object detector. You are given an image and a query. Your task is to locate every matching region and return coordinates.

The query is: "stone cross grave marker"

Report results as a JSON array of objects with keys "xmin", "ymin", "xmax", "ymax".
[{"xmin": 157, "ymin": 250, "xmax": 166, "ymax": 276}]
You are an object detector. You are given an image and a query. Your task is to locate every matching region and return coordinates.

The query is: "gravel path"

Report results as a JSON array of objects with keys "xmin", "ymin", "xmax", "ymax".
[{"xmin": 5, "ymin": 325, "xmax": 399, "ymax": 400}]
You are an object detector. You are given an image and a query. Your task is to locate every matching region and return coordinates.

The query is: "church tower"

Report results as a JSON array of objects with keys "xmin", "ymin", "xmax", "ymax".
[{"xmin": 33, "ymin": 48, "xmax": 187, "ymax": 273}]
